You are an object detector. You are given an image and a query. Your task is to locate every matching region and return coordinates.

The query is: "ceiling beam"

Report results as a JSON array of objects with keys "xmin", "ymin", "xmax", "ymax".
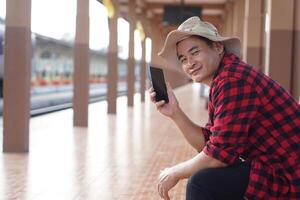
[
  {"xmin": 118, "ymin": 1, "xmax": 225, "ymax": 9},
  {"xmin": 143, "ymin": 3, "xmax": 225, "ymax": 10}
]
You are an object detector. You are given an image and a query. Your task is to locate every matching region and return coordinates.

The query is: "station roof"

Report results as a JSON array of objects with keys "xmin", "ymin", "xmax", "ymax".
[{"xmin": 97, "ymin": 0, "xmax": 227, "ymax": 37}]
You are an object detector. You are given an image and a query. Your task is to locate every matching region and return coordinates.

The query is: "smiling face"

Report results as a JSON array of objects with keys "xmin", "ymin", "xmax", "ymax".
[{"xmin": 176, "ymin": 36, "xmax": 224, "ymax": 86}]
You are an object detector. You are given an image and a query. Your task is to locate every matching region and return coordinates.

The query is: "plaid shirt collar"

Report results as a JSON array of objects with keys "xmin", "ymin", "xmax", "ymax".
[{"xmin": 212, "ymin": 52, "xmax": 240, "ymax": 85}]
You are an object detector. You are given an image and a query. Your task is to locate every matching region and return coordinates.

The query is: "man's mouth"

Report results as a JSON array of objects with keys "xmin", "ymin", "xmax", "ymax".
[{"xmin": 190, "ymin": 66, "xmax": 203, "ymax": 76}]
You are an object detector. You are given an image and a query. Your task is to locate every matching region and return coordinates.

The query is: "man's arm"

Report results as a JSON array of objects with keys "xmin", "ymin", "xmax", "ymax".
[
  {"xmin": 171, "ymin": 151, "xmax": 227, "ymax": 179},
  {"xmin": 150, "ymin": 83, "xmax": 206, "ymax": 151},
  {"xmin": 169, "ymin": 106, "xmax": 206, "ymax": 151}
]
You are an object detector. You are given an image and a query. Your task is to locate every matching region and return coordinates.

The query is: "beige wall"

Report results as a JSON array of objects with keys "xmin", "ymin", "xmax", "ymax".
[
  {"xmin": 224, "ymin": 2, "xmax": 234, "ymax": 36},
  {"xmin": 232, "ymin": 0, "xmax": 245, "ymax": 58},
  {"xmin": 264, "ymin": 0, "xmax": 294, "ymax": 92},
  {"xmin": 242, "ymin": 0, "xmax": 264, "ymax": 70},
  {"xmin": 292, "ymin": 0, "xmax": 300, "ymax": 101}
]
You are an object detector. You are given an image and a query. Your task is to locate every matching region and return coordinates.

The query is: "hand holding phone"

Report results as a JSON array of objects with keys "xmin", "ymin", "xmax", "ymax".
[{"xmin": 148, "ymin": 66, "xmax": 169, "ymax": 103}]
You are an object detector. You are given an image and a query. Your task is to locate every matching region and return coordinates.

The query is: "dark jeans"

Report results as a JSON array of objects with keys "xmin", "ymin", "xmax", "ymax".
[{"xmin": 186, "ymin": 161, "xmax": 251, "ymax": 200}]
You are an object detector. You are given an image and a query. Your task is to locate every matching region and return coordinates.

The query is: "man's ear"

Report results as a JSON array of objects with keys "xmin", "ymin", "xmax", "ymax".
[{"xmin": 212, "ymin": 42, "xmax": 224, "ymax": 54}]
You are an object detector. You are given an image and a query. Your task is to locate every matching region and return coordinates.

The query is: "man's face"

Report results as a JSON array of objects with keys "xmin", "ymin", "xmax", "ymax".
[{"xmin": 176, "ymin": 36, "xmax": 223, "ymax": 85}]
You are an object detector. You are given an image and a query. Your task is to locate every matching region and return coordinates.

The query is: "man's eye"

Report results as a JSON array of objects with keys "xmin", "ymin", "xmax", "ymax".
[
  {"xmin": 192, "ymin": 50, "xmax": 200, "ymax": 55},
  {"xmin": 180, "ymin": 58, "xmax": 187, "ymax": 64}
]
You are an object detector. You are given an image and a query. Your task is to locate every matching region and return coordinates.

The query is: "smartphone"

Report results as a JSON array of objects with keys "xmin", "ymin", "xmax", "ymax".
[{"xmin": 148, "ymin": 66, "xmax": 169, "ymax": 103}]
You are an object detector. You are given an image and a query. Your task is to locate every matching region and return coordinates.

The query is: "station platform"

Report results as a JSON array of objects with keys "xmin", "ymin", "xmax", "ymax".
[{"xmin": 0, "ymin": 83, "xmax": 208, "ymax": 200}]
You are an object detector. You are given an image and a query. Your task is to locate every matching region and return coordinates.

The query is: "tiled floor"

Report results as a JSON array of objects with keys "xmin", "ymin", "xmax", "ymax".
[{"xmin": 0, "ymin": 83, "xmax": 208, "ymax": 200}]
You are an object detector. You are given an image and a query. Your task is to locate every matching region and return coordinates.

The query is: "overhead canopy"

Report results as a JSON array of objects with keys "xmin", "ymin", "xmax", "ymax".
[{"xmin": 98, "ymin": 0, "xmax": 227, "ymax": 37}]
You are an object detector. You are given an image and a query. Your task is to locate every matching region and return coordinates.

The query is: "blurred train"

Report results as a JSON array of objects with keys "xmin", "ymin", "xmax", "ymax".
[{"xmin": 0, "ymin": 28, "xmax": 141, "ymax": 116}]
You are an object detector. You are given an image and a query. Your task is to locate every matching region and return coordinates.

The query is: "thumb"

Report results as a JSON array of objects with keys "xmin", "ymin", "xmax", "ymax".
[
  {"xmin": 164, "ymin": 190, "xmax": 170, "ymax": 200},
  {"xmin": 166, "ymin": 82, "xmax": 172, "ymax": 90},
  {"xmin": 166, "ymin": 193, "xmax": 170, "ymax": 200},
  {"xmin": 166, "ymin": 82, "xmax": 176, "ymax": 100},
  {"xmin": 166, "ymin": 82, "xmax": 173, "ymax": 95}
]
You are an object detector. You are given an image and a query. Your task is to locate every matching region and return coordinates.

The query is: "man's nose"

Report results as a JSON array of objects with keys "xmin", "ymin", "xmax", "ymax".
[{"xmin": 187, "ymin": 57, "xmax": 196, "ymax": 69}]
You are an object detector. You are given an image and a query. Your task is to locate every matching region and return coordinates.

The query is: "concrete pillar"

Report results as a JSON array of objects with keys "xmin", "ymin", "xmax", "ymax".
[
  {"xmin": 3, "ymin": 0, "xmax": 31, "ymax": 152},
  {"xmin": 264, "ymin": 0, "xmax": 294, "ymax": 91},
  {"xmin": 292, "ymin": 0, "xmax": 300, "ymax": 101},
  {"xmin": 107, "ymin": 6, "xmax": 118, "ymax": 114},
  {"xmin": 127, "ymin": 0, "xmax": 136, "ymax": 107},
  {"xmin": 243, "ymin": 0, "xmax": 263, "ymax": 70},
  {"xmin": 73, "ymin": 0, "xmax": 90, "ymax": 127},
  {"xmin": 224, "ymin": 2, "xmax": 234, "ymax": 36},
  {"xmin": 140, "ymin": 39, "xmax": 146, "ymax": 102},
  {"xmin": 149, "ymin": 20, "xmax": 171, "ymax": 70},
  {"xmin": 232, "ymin": 0, "xmax": 245, "ymax": 57},
  {"xmin": 260, "ymin": 0, "xmax": 267, "ymax": 73}
]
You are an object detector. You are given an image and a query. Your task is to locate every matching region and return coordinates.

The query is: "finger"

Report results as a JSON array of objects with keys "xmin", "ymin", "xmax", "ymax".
[
  {"xmin": 159, "ymin": 171, "xmax": 169, "ymax": 182},
  {"xmin": 158, "ymin": 183, "xmax": 164, "ymax": 199},
  {"xmin": 166, "ymin": 82, "xmax": 174, "ymax": 97},
  {"xmin": 157, "ymin": 183, "xmax": 160, "ymax": 197},
  {"xmin": 155, "ymin": 100, "xmax": 165, "ymax": 108},
  {"xmin": 166, "ymin": 82, "xmax": 171, "ymax": 88},
  {"xmin": 150, "ymin": 91, "xmax": 156, "ymax": 102},
  {"xmin": 162, "ymin": 186, "xmax": 170, "ymax": 200},
  {"xmin": 166, "ymin": 82, "xmax": 172, "ymax": 91},
  {"xmin": 148, "ymin": 87, "xmax": 154, "ymax": 93},
  {"xmin": 159, "ymin": 175, "xmax": 168, "ymax": 184}
]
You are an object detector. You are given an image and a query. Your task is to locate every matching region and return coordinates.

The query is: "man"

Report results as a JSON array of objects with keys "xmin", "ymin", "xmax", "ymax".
[{"xmin": 149, "ymin": 16, "xmax": 300, "ymax": 200}]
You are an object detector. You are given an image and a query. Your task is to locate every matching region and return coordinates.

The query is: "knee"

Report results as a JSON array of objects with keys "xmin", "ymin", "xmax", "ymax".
[
  {"xmin": 186, "ymin": 169, "xmax": 213, "ymax": 200},
  {"xmin": 187, "ymin": 173, "xmax": 199, "ymax": 190},
  {"xmin": 186, "ymin": 174, "xmax": 199, "ymax": 194},
  {"xmin": 187, "ymin": 168, "xmax": 212, "ymax": 189}
]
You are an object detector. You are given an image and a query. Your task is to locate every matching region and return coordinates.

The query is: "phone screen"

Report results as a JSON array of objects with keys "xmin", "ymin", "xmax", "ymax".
[{"xmin": 148, "ymin": 66, "xmax": 169, "ymax": 103}]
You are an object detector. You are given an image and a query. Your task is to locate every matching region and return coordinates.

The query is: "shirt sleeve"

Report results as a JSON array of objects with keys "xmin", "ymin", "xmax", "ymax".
[
  {"xmin": 201, "ymin": 125, "xmax": 211, "ymax": 142},
  {"xmin": 203, "ymin": 77, "xmax": 259, "ymax": 165}
]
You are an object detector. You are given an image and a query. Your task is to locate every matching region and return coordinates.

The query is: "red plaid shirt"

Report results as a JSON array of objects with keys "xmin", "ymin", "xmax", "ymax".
[{"xmin": 201, "ymin": 52, "xmax": 300, "ymax": 199}]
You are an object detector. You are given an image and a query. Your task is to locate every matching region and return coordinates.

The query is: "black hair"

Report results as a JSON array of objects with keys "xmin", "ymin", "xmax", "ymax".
[{"xmin": 195, "ymin": 35, "xmax": 214, "ymax": 48}]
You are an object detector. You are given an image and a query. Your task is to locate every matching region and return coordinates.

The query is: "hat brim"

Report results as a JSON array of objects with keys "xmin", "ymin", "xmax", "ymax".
[{"xmin": 158, "ymin": 30, "xmax": 241, "ymax": 69}]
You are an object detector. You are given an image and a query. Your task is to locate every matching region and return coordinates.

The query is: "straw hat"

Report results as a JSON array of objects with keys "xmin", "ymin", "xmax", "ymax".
[{"xmin": 158, "ymin": 16, "xmax": 241, "ymax": 69}]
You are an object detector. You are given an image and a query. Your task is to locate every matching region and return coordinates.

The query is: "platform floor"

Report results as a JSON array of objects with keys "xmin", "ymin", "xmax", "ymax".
[{"xmin": 0, "ymin": 83, "xmax": 208, "ymax": 200}]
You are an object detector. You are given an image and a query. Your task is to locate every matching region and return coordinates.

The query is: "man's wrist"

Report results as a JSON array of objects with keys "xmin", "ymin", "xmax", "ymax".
[
  {"xmin": 169, "ymin": 105, "xmax": 183, "ymax": 121},
  {"xmin": 172, "ymin": 162, "xmax": 190, "ymax": 180}
]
